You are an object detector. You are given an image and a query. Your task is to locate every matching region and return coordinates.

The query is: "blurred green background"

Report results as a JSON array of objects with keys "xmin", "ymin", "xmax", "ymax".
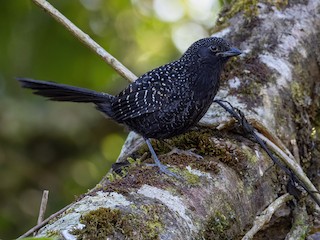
[{"xmin": 0, "ymin": 0, "xmax": 223, "ymax": 238}]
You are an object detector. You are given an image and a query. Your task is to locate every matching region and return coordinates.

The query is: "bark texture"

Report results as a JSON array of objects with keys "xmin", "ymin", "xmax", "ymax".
[{"xmin": 36, "ymin": 0, "xmax": 320, "ymax": 239}]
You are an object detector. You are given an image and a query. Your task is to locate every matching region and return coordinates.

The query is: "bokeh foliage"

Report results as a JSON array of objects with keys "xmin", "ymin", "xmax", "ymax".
[{"xmin": 0, "ymin": 0, "xmax": 222, "ymax": 238}]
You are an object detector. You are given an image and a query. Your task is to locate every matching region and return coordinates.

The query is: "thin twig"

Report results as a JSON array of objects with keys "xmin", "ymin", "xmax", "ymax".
[
  {"xmin": 290, "ymin": 139, "xmax": 301, "ymax": 164},
  {"xmin": 18, "ymin": 203, "xmax": 72, "ymax": 239},
  {"xmin": 249, "ymin": 119, "xmax": 296, "ymax": 161},
  {"xmin": 255, "ymin": 131, "xmax": 320, "ymax": 205},
  {"xmin": 31, "ymin": 0, "xmax": 137, "ymax": 83},
  {"xmin": 37, "ymin": 190, "xmax": 49, "ymax": 225},
  {"xmin": 242, "ymin": 193, "xmax": 293, "ymax": 240}
]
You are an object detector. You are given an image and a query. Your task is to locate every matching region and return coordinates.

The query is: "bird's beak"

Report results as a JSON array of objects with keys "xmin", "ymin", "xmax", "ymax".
[{"xmin": 219, "ymin": 47, "xmax": 242, "ymax": 57}]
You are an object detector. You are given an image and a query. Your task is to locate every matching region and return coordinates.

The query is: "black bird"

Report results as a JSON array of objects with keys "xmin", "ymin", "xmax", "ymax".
[{"xmin": 17, "ymin": 37, "xmax": 241, "ymax": 177}]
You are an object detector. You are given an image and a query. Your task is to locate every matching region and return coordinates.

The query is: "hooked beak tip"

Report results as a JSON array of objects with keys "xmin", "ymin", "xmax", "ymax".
[{"xmin": 221, "ymin": 47, "xmax": 242, "ymax": 57}]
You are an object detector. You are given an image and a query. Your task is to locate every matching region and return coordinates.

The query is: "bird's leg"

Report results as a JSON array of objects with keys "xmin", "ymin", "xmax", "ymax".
[{"xmin": 145, "ymin": 138, "xmax": 181, "ymax": 179}]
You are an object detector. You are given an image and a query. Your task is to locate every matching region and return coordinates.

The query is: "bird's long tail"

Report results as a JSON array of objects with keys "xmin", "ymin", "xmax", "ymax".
[{"xmin": 17, "ymin": 78, "xmax": 114, "ymax": 104}]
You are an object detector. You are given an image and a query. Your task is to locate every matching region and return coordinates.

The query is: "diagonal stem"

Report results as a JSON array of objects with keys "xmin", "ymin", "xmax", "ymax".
[{"xmin": 31, "ymin": 0, "xmax": 137, "ymax": 83}]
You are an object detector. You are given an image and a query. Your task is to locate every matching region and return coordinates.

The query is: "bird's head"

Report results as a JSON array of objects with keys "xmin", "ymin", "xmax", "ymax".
[{"xmin": 181, "ymin": 37, "xmax": 241, "ymax": 65}]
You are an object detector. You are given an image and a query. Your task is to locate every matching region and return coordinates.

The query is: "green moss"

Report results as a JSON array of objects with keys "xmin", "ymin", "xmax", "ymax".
[
  {"xmin": 167, "ymin": 129, "xmax": 232, "ymax": 161},
  {"xmin": 216, "ymin": 0, "xmax": 259, "ymax": 27},
  {"xmin": 266, "ymin": 0, "xmax": 289, "ymax": 9},
  {"xmin": 71, "ymin": 206, "xmax": 164, "ymax": 240},
  {"xmin": 135, "ymin": 129, "xmax": 223, "ymax": 172},
  {"xmin": 136, "ymin": 129, "xmax": 216, "ymax": 158},
  {"xmin": 169, "ymin": 129, "xmax": 215, "ymax": 156},
  {"xmin": 139, "ymin": 205, "xmax": 164, "ymax": 238},
  {"xmin": 202, "ymin": 211, "xmax": 231, "ymax": 240},
  {"xmin": 105, "ymin": 171, "xmax": 124, "ymax": 182},
  {"xmin": 231, "ymin": 0, "xmax": 258, "ymax": 18},
  {"xmin": 242, "ymin": 147, "xmax": 258, "ymax": 164},
  {"xmin": 71, "ymin": 208, "xmax": 122, "ymax": 239},
  {"xmin": 194, "ymin": 159, "xmax": 220, "ymax": 174},
  {"xmin": 216, "ymin": 0, "xmax": 289, "ymax": 27},
  {"xmin": 199, "ymin": 200, "xmax": 239, "ymax": 239},
  {"xmin": 101, "ymin": 164, "xmax": 172, "ymax": 195},
  {"xmin": 161, "ymin": 129, "xmax": 244, "ymax": 173},
  {"xmin": 99, "ymin": 127, "xmax": 248, "ymax": 192},
  {"xmin": 45, "ymin": 230, "xmax": 60, "ymax": 238},
  {"xmin": 144, "ymin": 129, "xmax": 247, "ymax": 174},
  {"xmin": 181, "ymin": 168, "xmax": 201, "ymax": 185},
  {"xmin": 103, "ymin": 157, "xmax": 144, "ymax": 184},
  {"xmin": 290, "ymin": 81, "xmax": 305, "ymax": 106},
  {"xmin": 98, "ymin": 154, "xmax": 178, "ymax": 195}
]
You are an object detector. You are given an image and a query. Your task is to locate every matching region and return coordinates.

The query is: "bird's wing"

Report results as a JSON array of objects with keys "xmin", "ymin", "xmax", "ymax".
[{"xmin": 111, "ymin": 74, "xmax": 171, "ymax": 121}]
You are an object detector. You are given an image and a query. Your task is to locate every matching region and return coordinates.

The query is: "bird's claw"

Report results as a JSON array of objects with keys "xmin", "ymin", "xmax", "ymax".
[{"xmin": 145, "ymin": 163, "xmax": 182, "ymax": 179}]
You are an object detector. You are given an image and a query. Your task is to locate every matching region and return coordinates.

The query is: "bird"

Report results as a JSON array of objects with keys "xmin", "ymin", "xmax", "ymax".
[{"xmin": 17, "ymin": 37, "xmax": 241, "ymax": 178}]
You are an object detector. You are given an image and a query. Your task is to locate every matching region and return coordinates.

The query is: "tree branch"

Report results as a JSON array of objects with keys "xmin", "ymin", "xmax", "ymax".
[
  {"xmin": 242, "ymin": 193, "xmax": 293, "ymax": 240},
  {"xmin": 256, "ymin": 132, "xmax": 320, "ymax": 205},
  {"xmin": 18, "ymin": 203, "xmax": 72, "ymax": 239},
  {"xmin": 37, "ymin": 190, "xmax": 49, "ymax": 226},
  {"xmin": 31, "ymin": 0, "xmax": 137, "ymax": 83}
]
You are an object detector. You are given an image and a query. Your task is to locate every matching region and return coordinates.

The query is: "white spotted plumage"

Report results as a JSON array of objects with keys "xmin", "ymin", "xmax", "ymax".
[{"xmin": 104, "ymin": 37, "xmax": 237, "ymax": 138}]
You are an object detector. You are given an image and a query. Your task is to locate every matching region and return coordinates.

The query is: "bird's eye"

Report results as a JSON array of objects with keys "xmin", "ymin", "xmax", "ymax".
[{"xmin": 209, "ymin": 45, "xmax": 219, "ymax": 53}]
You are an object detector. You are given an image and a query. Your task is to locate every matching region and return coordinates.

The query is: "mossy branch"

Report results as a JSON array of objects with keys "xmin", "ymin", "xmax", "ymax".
[{"xmin": 31, "ymin": 0, "xmax": 137, "ymax": 83}]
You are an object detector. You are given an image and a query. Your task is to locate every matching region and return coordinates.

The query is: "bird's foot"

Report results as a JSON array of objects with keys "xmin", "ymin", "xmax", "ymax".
[
  {"xmin": 145, "ymin": 138, "xmax": 182, "ymax": 179},
  {"xmin": 145, "ymin": 162, "xmax": 181, "ymax": 179},
  {"xmin": 157, "ymin": 162, "xmax": 181, "ymax": 179},
  {"xmin": 166, "ymin": 148, "xmax": 203, "ymax": 160}
]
